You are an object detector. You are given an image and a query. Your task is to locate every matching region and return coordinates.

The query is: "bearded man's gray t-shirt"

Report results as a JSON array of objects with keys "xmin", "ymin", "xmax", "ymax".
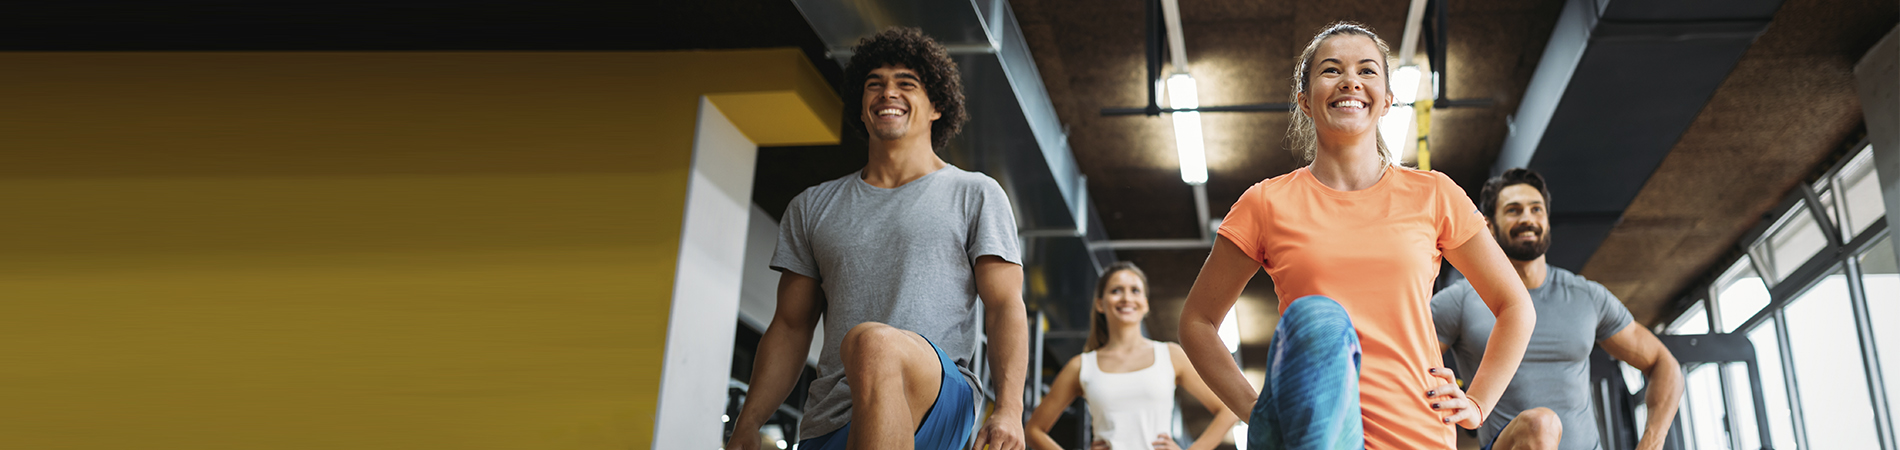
[
  {"xmin": 1432, "ymin": 267, "xmax": 1633, "ymax": 450},
  {"xmin": 771, "ymin": 165, "xmax": 1021, "ymax": 439}
]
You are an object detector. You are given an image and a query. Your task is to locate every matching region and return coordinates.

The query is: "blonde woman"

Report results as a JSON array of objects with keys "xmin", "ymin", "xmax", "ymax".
[
  {"xmin": 1027, "ymin": 262, "xmax": 1238, "ymax": 450},
  {"xmin": 1177, "ymin": 22, "xmax": 1537, "ymax": 450}
]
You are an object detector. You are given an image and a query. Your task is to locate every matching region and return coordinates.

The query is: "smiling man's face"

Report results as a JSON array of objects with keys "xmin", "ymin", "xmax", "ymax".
[
  {"xmin": 1491, "ymin": 183, "xmax": 1552, "ymax": 261},
  {"xmin": 861, "ymin": 64, "xmax": 942, "ymax": 144}
]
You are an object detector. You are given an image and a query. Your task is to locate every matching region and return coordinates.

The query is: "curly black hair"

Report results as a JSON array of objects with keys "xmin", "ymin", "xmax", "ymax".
[
  {"xmin": 844, "ymin": 27, "xmax": 966, "ymax": 150},
  {"xmin": 1479, "ymin": 168, "xmax": 1553, "ymax": 220}
]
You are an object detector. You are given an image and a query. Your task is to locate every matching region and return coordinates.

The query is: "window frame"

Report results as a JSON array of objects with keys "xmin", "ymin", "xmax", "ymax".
[{"xmin": 1657, "ymin": 141, "xmax": 1896, "ymax": 450}]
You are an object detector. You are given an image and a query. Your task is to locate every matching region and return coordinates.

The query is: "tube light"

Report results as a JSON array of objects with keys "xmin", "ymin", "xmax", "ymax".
[
  {"xmin": 1167, "ymin": 74, "xmax": 1208, "ymax": 185},
  {"xmin": 1380, "ymin": 104, "xmax": 1413, "ymax": 156},
  {"xmin": 1380, "ymin": 65, "xmax": 1425, "ymax": 157},
  {"xmin": 1392, "ymin": 65, "xmax": 1422, "ymax": 104},
  {"xmin": 1219, "ymin": 304, "xmax": 1240, "ymax": 354}
]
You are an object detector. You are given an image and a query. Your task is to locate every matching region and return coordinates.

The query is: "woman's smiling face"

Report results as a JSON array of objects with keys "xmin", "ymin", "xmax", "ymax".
[
  {"xmin": 1096, "ymin": 269, "xmax": 1149, "ymax": 324},
  {"xmin": 1299, "ymin": 34, "xmax": 1392, "ymax": 139}
]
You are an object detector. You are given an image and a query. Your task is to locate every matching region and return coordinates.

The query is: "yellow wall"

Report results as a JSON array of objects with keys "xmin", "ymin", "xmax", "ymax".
[{"xmin": 0, "ymin": 50, "xmax": 836, "ymax": 449}]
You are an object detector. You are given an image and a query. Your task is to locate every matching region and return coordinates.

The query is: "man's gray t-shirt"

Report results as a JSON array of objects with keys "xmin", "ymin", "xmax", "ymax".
[
  {"xmin": 771, "ymin": 165, "xmax": 1021, "ymax": 439},
  {"xmin": 1432, "ymin": 267, "xmax": 1633, "ymax": 450}
]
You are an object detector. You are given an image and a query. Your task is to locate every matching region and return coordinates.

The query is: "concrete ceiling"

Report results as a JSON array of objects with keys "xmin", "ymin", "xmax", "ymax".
[{"xmin": 1582, "ymin": 0, "xmax": 1897, "ymax": 325}]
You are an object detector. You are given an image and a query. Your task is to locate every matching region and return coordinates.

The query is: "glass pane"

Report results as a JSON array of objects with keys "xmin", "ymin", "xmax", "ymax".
[
  {"xmin": 1674, "ymin": 305, "xmax": 1710, "ymax": 335},
  {"xmin": 1623, "ymin": 361, "xmax": 1646, "ymax": 395},
  {"xmin": 1715, "ymin": 257, "xmax": 1771, "ymax": 333},
  {"xmin": 1723, "ymin": 363, "xmax": 1759, "ymax": 450},
  {"xmin": 1748, "ymin": 324, "xmax": 1799, "ymax": 450},
  {"xmin": 1684, "ymin": 364, "xmax": 1730, "ymax": 450},
  {"xmin": 1840, "ymin": 147, "xmax": 1885, "ymax": 237},
  {"xmin": 1634, "ymin": 403, "xmax": 1648, "ymax": 438},
  {"xmin": 1765, "ymin": 206, "xmax": 1828, "ymax": 282},
  {"xmin": 1784, "ymin": 270, "xmax": 1879, "ymax": 449},
  {"xmin": 1821, "ymin": 186, "xmax": 1841, "ymax": 242},
  {"xmin": 1862, "ymin": 236, "xmax": 1900, "ymax": 433}
]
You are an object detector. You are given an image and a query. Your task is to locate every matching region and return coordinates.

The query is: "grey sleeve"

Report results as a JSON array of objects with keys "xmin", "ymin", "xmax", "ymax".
[
  {"xmin": 769, "ymin": 192, "xmax": 821, "ymax": 280},
  {"xmin": 966, "ymin": 177, "xmax": 1022, "ymax": 265},
  {"xmin": 1591, "ymin": 282, "xmax": 1635, "ymax": 341},
  {"xmin": 1431, "ymin": 285, "xmax": 1467, "ymax": 346}
]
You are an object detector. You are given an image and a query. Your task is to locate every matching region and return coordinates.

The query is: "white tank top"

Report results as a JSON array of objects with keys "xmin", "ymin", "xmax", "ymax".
[{"xmin": 1079, "ymin": 341, "xmax": 1176, "ymax": 450}]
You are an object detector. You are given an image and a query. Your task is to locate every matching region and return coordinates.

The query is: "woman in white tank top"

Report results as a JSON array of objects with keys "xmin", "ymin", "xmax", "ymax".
[{"xmin": 1025, "ymin": 262, "xmax": 1239, "ymax": 450}]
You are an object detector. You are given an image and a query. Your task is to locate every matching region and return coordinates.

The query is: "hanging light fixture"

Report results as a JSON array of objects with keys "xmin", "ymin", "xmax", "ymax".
[
  {"xmin": 1379, "ymin": 65, "xmax": 1424, "ymax": 156},
  {"xmin": 1167, "ymin": 73, "xmax": 1208, "ymax": 185}
]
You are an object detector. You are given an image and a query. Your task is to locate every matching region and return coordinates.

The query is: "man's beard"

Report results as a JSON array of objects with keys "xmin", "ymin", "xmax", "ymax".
[{"xmin": 1495, "ymin": 223, "xmax": 1551, "ymax": 261}]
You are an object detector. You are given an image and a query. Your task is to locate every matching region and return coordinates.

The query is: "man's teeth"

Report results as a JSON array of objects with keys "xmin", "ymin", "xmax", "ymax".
[{"xmin": 878, "ymin": 108, "xmax": 905, "ymax": 116}]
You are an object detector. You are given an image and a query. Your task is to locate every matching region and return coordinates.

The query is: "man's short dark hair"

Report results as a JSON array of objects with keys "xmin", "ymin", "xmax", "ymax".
[
  {"xmin": 844, "ymin": 27, "xmax": 966, "ymax": 150},
  {"xmin": 1480, "ymin": 168, "xmax": 1553, "ymax": 220}
]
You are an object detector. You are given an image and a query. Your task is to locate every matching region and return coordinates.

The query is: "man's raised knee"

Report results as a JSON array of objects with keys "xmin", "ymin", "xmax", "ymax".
[
  {"xmin": 841, "ymin": 322, "xmax": 908, "ymax": 366},
  {"xmin": 1519, "ymin": 407, "xmax": 1562, "ymax": 448}
]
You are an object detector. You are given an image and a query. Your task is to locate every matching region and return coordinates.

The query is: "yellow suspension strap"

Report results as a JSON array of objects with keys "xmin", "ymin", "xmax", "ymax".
[{"xmin": 1414, "ymin": 98, "xmax": 1433, "ymax": 171}]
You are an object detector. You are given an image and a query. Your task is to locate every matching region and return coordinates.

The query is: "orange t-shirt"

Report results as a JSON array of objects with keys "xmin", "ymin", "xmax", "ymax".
[{"xmin": 1217, "ymin": 165, "xmax": 1485, "ymax": 450}]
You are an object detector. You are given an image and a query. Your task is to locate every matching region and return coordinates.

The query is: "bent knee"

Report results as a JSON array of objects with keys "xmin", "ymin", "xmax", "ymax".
[
  {"xmin": 1284, "ymin": 296, "xmax": 1349, "ymax": 322},
  {"xmin": 1280, "ymin": 296, "xmax": 1354, "ymax": 337},
  {"xmin": 841, "ymin": 322, "xmax": 916, "ymax": 362},
  {"xmin": 1519, "ymin": 408, "xmax": 1562, "ymax": 441}
]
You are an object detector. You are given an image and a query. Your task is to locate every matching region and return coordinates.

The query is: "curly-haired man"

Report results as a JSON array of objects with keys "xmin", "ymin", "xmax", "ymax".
[{"xmin": 726, "ymin": 27, "xmax": 1028, "ymax": 450}]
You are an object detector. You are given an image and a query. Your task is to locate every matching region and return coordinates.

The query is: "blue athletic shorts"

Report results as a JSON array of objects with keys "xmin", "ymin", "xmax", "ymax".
[{"xmin": 798, "ymin": 335, "xmax": 977, "ymax": 450}]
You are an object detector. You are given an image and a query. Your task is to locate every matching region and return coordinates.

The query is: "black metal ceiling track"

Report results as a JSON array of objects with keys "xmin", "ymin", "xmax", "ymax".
[
  {"xmin": 1422, "ymin": 0, "xmax": 1497, "ymax": 109},
  {"xmin": 1100, "ymin": 0, "xmax": 1292, "ymax": 116},
  {"xmin": 1494, "ymin": 0, "xmax": 1785, "ymax": 271},
  {"xmin": 1145, "ymin": 0, "xmax": 1163, "ymax": 116},
  {"xmin": 1103, "ymin": 0, "xmax": 1228, "ymax": 117}
]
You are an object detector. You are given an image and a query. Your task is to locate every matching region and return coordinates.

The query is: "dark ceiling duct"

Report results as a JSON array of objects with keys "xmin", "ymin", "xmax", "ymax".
[{"xmin": 1494, "ymin": 0, "xmax": 1785, "ymax": 271}]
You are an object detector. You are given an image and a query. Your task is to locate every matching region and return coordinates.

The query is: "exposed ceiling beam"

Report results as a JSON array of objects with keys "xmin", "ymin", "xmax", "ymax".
[
  {"xmin": 1159, "ymin": 0, "xmax": 1189, "ymax": 72},
  {"xmin": 1398, "ymin": 0, "xmax": 1431, "ymax": 66},
  {"xmin": 1494, "ymin": 0, "xmax": 1785, "ymax": 271}
]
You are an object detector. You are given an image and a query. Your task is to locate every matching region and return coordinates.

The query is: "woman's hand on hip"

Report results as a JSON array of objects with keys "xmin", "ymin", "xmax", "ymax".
[
  {"xmin": 1150, "ymin": 433, "xmax": 1182, "ymax": 450},
  {"xmin": 1426, "ymin": 367, "xmax": 1484, "ymax": 429}
]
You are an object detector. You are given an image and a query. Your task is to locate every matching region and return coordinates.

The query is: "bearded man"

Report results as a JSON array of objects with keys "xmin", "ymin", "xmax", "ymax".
[{"xmin": 1431, "ymin": 168, "xmax": 1684, "ymax": 450}]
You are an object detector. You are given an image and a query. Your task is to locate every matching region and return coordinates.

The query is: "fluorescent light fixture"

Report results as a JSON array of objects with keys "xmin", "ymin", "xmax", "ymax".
[
  {"xmin": 1167, "ymin": 73, "xmax": 1209, "ymax": 185},
  {"xmin": 1219, "ymin": 304, "xmax": 1240, "ymax": 353},
  {"xmin": 1392, "ymin": 65, "xmax": 1423, "ymax": 104},
  {"xmin": 1167, "ymin": 73, "xmax": 1200, "ymax": 110},
  {"xmin": 1379, "ymin": 65, "xmax": 1425, "ymax": 158},
  {"xmin": 1380, "ymin": 104, "xmax": 1413, "ymax": 156}
]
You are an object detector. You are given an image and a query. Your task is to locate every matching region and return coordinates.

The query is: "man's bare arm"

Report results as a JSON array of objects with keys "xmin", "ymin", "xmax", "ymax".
[
  {"xmin": 973, "ymin": 255, "xmax": 1028, "ymax": 450},
  {"xmin": 1601, "ymin": 324, "xmax": 1682, "ymax": 450},
  {"xmin": 727, "ymin": 272, "xmax": 824, "ymax": 447}
]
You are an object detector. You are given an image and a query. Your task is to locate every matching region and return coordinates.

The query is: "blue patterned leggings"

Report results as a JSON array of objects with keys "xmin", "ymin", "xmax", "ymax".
[{"xmin": 1250, "ymin": 296, "xmax": 1364, "ymax": 450}]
